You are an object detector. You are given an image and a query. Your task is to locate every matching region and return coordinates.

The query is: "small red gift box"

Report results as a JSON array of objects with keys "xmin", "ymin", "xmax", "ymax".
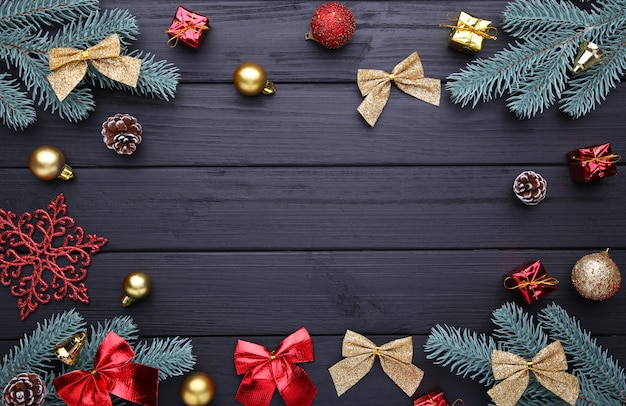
[
  {"xmin": 567, "ymin": 143, "xmax": 620, "ymax": 182},
  {"xmin": 414, "ymin": 390, "xmax": 448, "ymax": 406},
  {"xmin": 504, "ymin": 260, "xmax": 558, "ymax": 304},
  {"xmin": 166, "ymin": 6, "xmax": 209, "ymax": 49}
]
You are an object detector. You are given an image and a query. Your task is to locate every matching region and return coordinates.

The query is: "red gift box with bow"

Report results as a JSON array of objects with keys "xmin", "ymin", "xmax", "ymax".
[
  {"xmin": 414, "ymin": 390, "xmax": 448, "ymax": 406},
  {"xmin": 504, "ymin": 260, "xmax": 558, "ymax": 304},
  {"xmin": 567, "ymin": 143, "xmax": 620, "ymax": 182},
  {"xmin": 166, "ymin": 6, "xmax": 209, "ymax": 49}
]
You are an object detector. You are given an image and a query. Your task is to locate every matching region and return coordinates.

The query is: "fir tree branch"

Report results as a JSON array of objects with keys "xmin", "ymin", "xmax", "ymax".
[
  {"xmin": 0, "ymin": 0, "xmax": 98, "ymax": 31},
  {"xmin": 491, "ymin": 302, "xmax": 549, "ymax": 356},
  {"xmin": 0, "ymin": 309, "xmax": 85, "ymax": 387},
  {"xmin": 425, "ymin": 324, "xmax": 497, "ymax": 385},
  {"xmin": 133, "ymin": 337, "xmax": 196, "ymax": 380},
  {"xmin": 538, "ymin": 303, "xmax": 626, "ymax": 405},
  {"xmin": 503, "ymin": 0, "xmax": 592, "ymax": 42},
  {"xmin": 0, "ymin": 73, "xmax": 36, "ymax": 130}
]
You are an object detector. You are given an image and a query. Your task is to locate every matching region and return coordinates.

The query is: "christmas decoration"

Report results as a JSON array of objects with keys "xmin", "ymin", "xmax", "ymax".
[
  {"xmin": 121, "ymin": 271, "xmax": 152, "ymax": 306},
  {"xmin": 54, "ymin": 331, "xmax": 87, "ymax": 366},
  {"xmin": 357, "ymin": 52, "xmax": 440, "ymax": 127},
  {"xmin": 413, "ymin": 390, "xmax": 457, "ymax": 406},
  {"xmin": 305, "ymin": 2, "xmax": 355, "ymax": 49},
  {"xmin": 0, "ymin": 309, "xmax": 194, "ymax": 406},
  {"xmin": 0, "ymin": 0, "xmax": 179, "ymax": 131},
  {"xmin": 180, "ymin": 372, "xmax": 215, "ymax": 406},
  {"xmin": 166, "ymin": 6, "xmax": 209, "ymax": 49},
  {"xmin": 504, "ymin": 260, "xmax": 558, "ymax": 304},
  {"xmin": 234, "ymin": 327, "xmax": 316, "ymax": 406},
  {"xmin": 0, "ymin": 194, "xmax": 108, "ymax": 320},
  {"xmin": 28, "ymin": 145, "xmax": 74, "ymax": 181},
  {"xmin": 439, "ymin": 11, "xmax": 497, "ymax": 54},
  {"xmin": 568, "ymin": 143, "xmax": 620, "ymax": 182},
  {"xmin": 425, "ymin": 302, "xmax": 626, "ymax": 405},
  {"xmin": 54, "ymin": 331, "xmax": 159, "ymax": 406},
  {"xmin": 101, "ymin": 113, "xmax": 143, "ymax": 155},
  {"xmin": 572, "ymin": 41, "xmax": 605, "ymax": 74},
  {"xmin": 48, "ymin": 34, "xmax": 141, "ymax": 101},
  {"xmin": 328, "ymin": 330, "xmax": 424, "ymax": 397},
  {"xmin": 513, "ymin": 170, "xmax": 547, "ymax": 205},
  {"xmin": 233, "ymin": 62, "xmax": 276, "ymax": 96},
  {"xmin": 2, "ymin": 373, "xmax": 46, "ymax": 406},
  {"xmin": 571, "ymin": 249, "xmax": 621, "ymax": 300},
  {"xmin": 488, "ymin": 341, "xmax": 579, "ymax": 405},
  {"xmin": 446, "ymin": 0, "xmax": 626, "ymax": 119}
]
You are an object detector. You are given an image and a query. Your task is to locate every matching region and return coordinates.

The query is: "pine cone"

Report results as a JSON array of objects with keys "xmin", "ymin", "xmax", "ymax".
[
  {"xmin": 513, "ymin": 170, "xmax": 547, "ymax": 205},
  {"xmin": 2, "ymin": 373, "xmax": 46, "ymax": 406},
  {"xmin": 101, "ymin": 113, "xmax": 143, "ymax": 155}
]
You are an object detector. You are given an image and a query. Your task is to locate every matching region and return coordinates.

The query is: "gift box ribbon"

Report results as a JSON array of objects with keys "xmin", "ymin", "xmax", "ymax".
[
  {"xmin": 47, "ymin": 34, "xmax": 141, "ymax": 101},
  {"xmin": 53, "ymin": 332, "xmax": 159, "ymax": 406},
  {"xmin": 487, "ymin": 341, "xmax": 579, "ymax": 406},
  {"xmin": 234, "ymin": 327, "xmax": 317, "ymax": 406},
  {"xmin": 357, "ymin": 52, "xmax": 440, "ymax": 127},
  {"xmin": 328, "ymin": 330, "xmax": 424, "ymax": 397},
  {"xmin": 439, "ymin": 14, "xmax": 497, "ymax": 40}
]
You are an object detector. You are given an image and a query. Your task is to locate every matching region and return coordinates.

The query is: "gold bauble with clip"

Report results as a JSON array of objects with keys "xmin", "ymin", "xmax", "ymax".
[
  {"xmin": 28, "ymin": 145, "xmax": 74, "ymax": 180},
  {"xmin": 54, "ymin": 331, "xmax": 87, "ymax": 365},
  {"xmin": 180, "ymin": 372, "xmax": 215, "ymax": 406},
  {"xmin": 233, "ymin": 62, "xmax": 275, "ymax": 96},
  {"xmin": 121, "ymin": 271, "xmax": 152, "ymax": 306}
]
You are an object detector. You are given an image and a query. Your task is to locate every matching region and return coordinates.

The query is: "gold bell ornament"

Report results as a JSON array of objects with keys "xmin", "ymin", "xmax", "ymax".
[
  {"xmin": 572, "ymin": 41, "xmax": 605, "ymax": 74},
  {"xmin": 54, "ymin": 331, "xmax": 87, "ymax": 365},
  {"xmin": 180, "ymin": 372, "xmax": 216, "ymax": 406},
  {"xmin": 233, "ymin": 62, "xmax": 275, "ymax": 96},
  {"xmin": 121, "ymin": 271, "xmax": 152, "ymax": 306},
  {"xmin": 28, "ymin": 145, "xmax": 74, "ymax": 180}
]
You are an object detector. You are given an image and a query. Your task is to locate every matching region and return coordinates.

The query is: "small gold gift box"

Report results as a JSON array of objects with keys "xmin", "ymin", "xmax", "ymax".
[{"xmin": 445, "ymin": 11, "xmax": 496, "ymax": 54}]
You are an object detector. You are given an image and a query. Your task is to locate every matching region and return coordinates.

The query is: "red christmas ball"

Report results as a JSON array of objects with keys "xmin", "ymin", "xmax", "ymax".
[{"xmin": 306, "ymin": 2, "xmax": 355, "ymax": 49}]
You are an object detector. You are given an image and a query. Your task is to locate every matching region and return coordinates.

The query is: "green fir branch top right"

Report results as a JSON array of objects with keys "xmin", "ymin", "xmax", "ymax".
[{"xmin": 445, "ymin": 0, "xmax": 626, "ymax": 119}]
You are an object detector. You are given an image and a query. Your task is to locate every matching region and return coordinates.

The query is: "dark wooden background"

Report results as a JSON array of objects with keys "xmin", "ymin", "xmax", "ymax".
[{"xmin": 1, "ymin": 1, "xmax": 625, "ymax": 405}]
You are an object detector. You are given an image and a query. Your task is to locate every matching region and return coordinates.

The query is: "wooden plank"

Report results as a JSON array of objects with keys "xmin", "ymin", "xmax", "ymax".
[
  {"xmin": 1, "ymin": 250, "xmax": 624, "ymax": 337},
  {"xmin": 2, "ymin": 84, "xmax": 625, "ymax": 166},
  {"xmin": 1, "ymin": 166, "xmax": 623, "ymax": 251}
]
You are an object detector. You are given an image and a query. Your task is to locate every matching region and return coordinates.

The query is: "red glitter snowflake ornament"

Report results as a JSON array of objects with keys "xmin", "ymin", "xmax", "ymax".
[
  {"xmin": 0, "ymin": 194, "xmax": 108, "ymax": 320},
  {"xmin": 305, "ymin": 2, "xmax": 356, "ymax": 49}
]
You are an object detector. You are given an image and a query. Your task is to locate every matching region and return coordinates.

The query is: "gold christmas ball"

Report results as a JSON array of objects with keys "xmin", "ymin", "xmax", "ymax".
[
  {"xmin": 121, "ymin": 272, "xmax": 152, "ymax": 306},
  {"xmin": 180, "ymin": 372, "xmax": 215, "ymax": 406},
  {"xmin": 572, "ymin": 250, "xmax": 621, "ymax": 300},
  {"xmin": 28, "ymin": 145, "xmax": 74, "ymax": 180},
  {"xmin": 233, "ymin": 62, "xmax": 275, "ymax": 96}
]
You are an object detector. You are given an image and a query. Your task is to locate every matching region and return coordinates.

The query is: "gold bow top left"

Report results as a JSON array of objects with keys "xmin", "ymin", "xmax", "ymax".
[{"xmin": 47, "ymin": 34, "xmax": 141, "ymax": 101}]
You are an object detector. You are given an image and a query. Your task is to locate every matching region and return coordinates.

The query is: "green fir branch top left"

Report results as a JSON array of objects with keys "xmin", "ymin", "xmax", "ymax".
[{"xmin": 0, "ymin": 0, "xmax": 180, "ymax": 131}]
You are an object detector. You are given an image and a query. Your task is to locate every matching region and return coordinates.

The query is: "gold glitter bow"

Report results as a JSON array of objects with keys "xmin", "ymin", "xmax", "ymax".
[
  {"xmin": 328, "ymin": 330, "xmax": 424, "ymax": 397},
  {"xmin": 488, "ymin": 341, "xmax": 580, "ymax": 406},
  {"xmin": 47, "ymin": 34, "xmax": 142, "ymax": 101},
  {"xmin": 356, "ymin": 51, "xmax": 440, "ymax": 127}
]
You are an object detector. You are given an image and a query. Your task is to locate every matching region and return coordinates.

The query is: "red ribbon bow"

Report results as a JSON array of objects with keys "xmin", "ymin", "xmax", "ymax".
[
  {"xmin": 234, "ymin": 327, "xmax": 317, "ymax": 406},
  {"xmin": 53, "ymin": 332, "xmax": 159, "ymax": 406}
]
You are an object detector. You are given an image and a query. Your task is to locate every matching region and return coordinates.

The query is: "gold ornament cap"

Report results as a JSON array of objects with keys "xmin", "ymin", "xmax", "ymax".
[
  {"xmin": 28, "ymin": 145, "xmax": 74, "ymax": 181},
  {"xmin": 54, "ymin": 331, "xmax": 87, "ymax": 365},
  {"xmin": 122, "ymin": 271, "xmax": 152, "ymax": 306},
  {"xmin": 233, "ymin": 62, "xmax": 275, "ymax": 96},
  {"xmin": 572, "ymin": 41, "xmax": 605, "ymax": 74},
  {"xmin": 180, "ymin": 372, "xmax": 216, "ymax": 406}
]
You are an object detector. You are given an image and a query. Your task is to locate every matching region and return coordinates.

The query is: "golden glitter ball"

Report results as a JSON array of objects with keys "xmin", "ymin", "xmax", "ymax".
[
  {"xmin": 121, "ymin": 272, "xmax": 152, "ymax": 306},
  {"xmin": 28, "ymin": 145, "xmax": 74, "ymax": 181},
  {"xmin": 233, "ymin": 62, "xmax": 275, "ymax": 96},
  {"xmin": 180, "ymin": 372, "xmax": 215, "ymax": 406},
  {"xmin": 571, "ymin": 250, "xmax": 621, "ymax": 300}
]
